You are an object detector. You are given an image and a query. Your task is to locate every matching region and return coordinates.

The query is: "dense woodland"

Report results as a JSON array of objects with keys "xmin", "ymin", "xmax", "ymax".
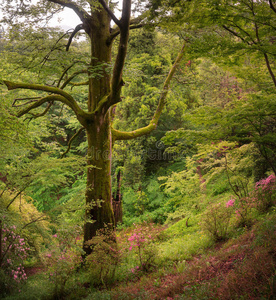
[{"xmin": 0, "ymin": 0, "xmax": 276, "ymax": 299}]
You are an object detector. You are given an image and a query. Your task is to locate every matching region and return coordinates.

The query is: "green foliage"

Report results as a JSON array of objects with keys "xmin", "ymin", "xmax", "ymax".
[
  {"xmin": 121, "ymin": 175, "xmax": 168, "ymax": 226},
  {"xmin": 200, "ymin": 201, "xmax": 234, "ymax": 242},
  {"xmin": 85, "ymin": 226, "xmax": 119, "ymax": 288},
  {"xmin": 41, "ymin": 227, "xmax": 83, "ymax": 298}
]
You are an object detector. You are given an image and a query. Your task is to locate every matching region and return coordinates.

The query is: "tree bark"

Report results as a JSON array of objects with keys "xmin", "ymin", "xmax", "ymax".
[{"xmin": 83, "ymin": 113, "xmax": 115, "ymax": 255}]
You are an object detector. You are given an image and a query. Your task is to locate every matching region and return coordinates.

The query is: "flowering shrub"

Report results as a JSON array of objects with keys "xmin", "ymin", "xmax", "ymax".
[
  {"xmin": 253, "ymin": 174, "xmax": 276, "ymax": 212},
  {"xmin": 126, "ymin": 223, "xmax": 164, "ymax": 273},
  {"xmin": 42, "ymin": 227, "xmax": 83, "ymax": 298},
  {"xmin": 201, "ymin": 201, "xmax": 233, "ymax": 241},
  {"xmin": 0, "ymin": 221, "xmax": 30, "ymax": 294},
  {"xmin": 85, "ymin": 226, "xmax": 120, "ymax": 287},
  {"xmin": 233, "ymin": 196, "xmax": 254, "ymax": 227}
]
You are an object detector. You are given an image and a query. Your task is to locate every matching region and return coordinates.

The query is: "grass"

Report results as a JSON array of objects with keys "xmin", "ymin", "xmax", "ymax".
[
  {"xmin": 3, "ymin": 207, "xmax": 276, "ymax": 300},
  {"xmin": 1, "ymin": 174, "xmax": 276, "ymax": 300},
  {"xmin": 106, "ymin": 213, "xmax": 276, "ymax": 299}
]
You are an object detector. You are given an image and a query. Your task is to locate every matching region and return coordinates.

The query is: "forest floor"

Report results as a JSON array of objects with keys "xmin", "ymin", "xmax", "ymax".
[
  {"xmin": 105, "ymin": 216, "xmax": 276, "ymax": 300},
  {"xmin": 3, "ymin": 213, "xmax": 276, "ymax": 300}
]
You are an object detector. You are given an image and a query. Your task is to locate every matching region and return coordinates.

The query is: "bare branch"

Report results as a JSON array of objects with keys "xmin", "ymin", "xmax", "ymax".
[
  {"xmin": 109, "ymin": 23, "xmax": 145, "ymax": 41},
  {"xmin": 222, "ymin": 25, "xmax": 251, "ymax": 45},
  {"xmin": 269, "ymin": 0, "xmax": 276, "ymax": 14},
  {"xmin": 57, "ymin": 61, "xmax": 88, "ymax": 87},
  {"xmin": 7, "ymin": 187, "xmax": 27, "ymax": 209},
  {"xmin": 112, "ymin": 42, "xmax": 187, "ymax": 141},
  {"xmin": 264, "ymin": 53, "xmax": 276, "ymax": 87},
  {"xmin": 108, "ymin": 11, "xmax": 151, "ymax": 43},
  {"xmin": 26, "ymin": 101, "xmax": 54, "ymax": 119},
  {"xmin": 66, "ymin": 24, "xmax": 84, "ymax": 51},
  {"xmin": 60, "ymin": 69, "xmax": 88, "ymax": 89},
  {"xmin": 12, "ymin": 97, "xmax": 41, "ymax": 107},
  {"xmin": 60, "ymin": 127, "xmax": 85, "ymax": 158}
]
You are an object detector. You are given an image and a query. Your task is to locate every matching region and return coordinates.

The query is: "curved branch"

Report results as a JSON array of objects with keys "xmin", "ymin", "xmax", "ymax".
[
  {"xmin": 269, "ymin": 0, "xmax": 276, "ymax": 14},
  {"xmin": 61, "ymin": 127, "xmax": 85, "ymax": 158},
  {"xmin": 112, "ymin": 42, "xmax": 187, "ymax": 141},
  {"xmin": 108, "ymin": 11, "xmax": 152, "ymax": 43},
  {"xmin": 16, "ymin": 94, "xmax": 77, "ymax": 117},
  {"xmin": 48, "ymin": 0, "xmax": 90, "ymax": 24},
  {"xmin": 112, "ymin": 123, "xmax": 157, "ymax": 141},
  {"xmin": 57, "ymin": 61, "xmax": 88, "ymax": 88},
  {"xmin": 97, "ymin": 0, "xmax": 121, "ymax": 27},
  {"xmin": 12, "ymin": 97, "xmax": 41, "ymax": 107},
  {"xmin": 57, "ymin": 64, "xmax": 75, "ymax": 88},
  {"xmin": 66, "ymin": 24, "xmax": 84, "ymax": 51},
  {"xmin": 60, "ymin": 69, "xmax": 88, "ymax": 89},
  {"xmin": 27, "ymin": 101, "xmax": 53, "ymax": 118},
  {"xmin": 109, "ymin": 23, "xmax": 147, "ymax": 42},
  {"xmin": 4, "ymin": 81, "xmax": 84, "ymax": 116},
  {"xmin": 222, "ymin": 25, "xmax": 251, "ymax": 45},
  {"xmin": 264, "ymin": 53, "xmax": 276, "ymax": 87},
  {"xmin": 70, "ymin": 80, "xmax": 89, "ymax": 89}
]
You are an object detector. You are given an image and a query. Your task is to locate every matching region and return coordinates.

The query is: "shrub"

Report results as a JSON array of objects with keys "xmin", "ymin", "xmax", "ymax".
[
  {"xmin": 253, "ymin": 174, "xmax": 276, "ymax": 212},
  {"xmin": 0, "ymin": 221, "xmax": 30, "ymax": 296},
  {"xmin": 201, "ymin": 200, "xmax": 234, "ymax": 241},
  {"xmin": 42, "ymin": 226, "xmax": 83, "ymax": 298},
  {"xmin": 125, "ymin": 222, "xmax": 164, "ymax": 273},
  {"xmin": 85, "ymin": 226, "xmax": 120, "ymax": 288}
]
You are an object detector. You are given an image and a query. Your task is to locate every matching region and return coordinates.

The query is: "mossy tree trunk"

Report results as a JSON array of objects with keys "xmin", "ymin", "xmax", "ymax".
[{"xmin": 3, "ymin": 0, "xmax": 186, "ymax": 255}]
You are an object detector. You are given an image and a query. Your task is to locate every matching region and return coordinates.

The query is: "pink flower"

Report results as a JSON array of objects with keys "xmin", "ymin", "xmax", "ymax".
[
  {"xmin": 226, "ymin": 198, "xmax": 235, "ymax": 208},
  {"xmin": 53, "ymin": 234, "xmax": 57, "ymax": 238}
]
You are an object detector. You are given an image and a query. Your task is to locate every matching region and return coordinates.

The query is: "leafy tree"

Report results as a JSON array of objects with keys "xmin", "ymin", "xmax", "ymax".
[{"xmin": 1, "ymin": 0, "xmax": 186, "ymax": 254}]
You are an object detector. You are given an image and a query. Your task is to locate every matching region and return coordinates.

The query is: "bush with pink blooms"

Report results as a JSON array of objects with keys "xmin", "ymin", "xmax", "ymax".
[
  {"xmin": 233, "ymin": 174, "xmax": 276, "ymax": 227},
  {"xmin": 42, "ymin": 227, "xmax": 83, "ymax": 298},
  {"xmin": 253, "ymin": 174, "xmax": 276, "ymax": 212},
  {"xmin": 126, "ymin": 223, "xmax": 164, "ymax": 273},
  {"xmin": 0, "ymin": 221, "xmax": 31, "ymax": 295}
]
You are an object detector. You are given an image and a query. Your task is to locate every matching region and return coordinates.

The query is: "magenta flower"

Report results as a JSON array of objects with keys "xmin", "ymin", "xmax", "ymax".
[{"xmin": 226, "ymin": 198, "xmax": 235, "ymax": 208}]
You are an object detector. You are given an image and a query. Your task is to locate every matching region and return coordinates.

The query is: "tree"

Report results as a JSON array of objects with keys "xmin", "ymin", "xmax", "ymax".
[{"xmin": 1, "ymin": 0, "xmax": 186, "ymax": 254}]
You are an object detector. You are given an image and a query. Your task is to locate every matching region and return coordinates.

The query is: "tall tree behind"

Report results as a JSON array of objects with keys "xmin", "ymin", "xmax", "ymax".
[{"xmin": 1, "ymin": 0, "xmax": 186, "ymax": 254}]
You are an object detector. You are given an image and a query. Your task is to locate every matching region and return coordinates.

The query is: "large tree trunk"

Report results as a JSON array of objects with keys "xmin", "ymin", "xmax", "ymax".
[
  {"xmin": 83, "ymin": 8, "xmax": 115, "ymax": 255},
  {"xmin": 83, "ymin": 113, "xmax": 115, "ymax": 255}
]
